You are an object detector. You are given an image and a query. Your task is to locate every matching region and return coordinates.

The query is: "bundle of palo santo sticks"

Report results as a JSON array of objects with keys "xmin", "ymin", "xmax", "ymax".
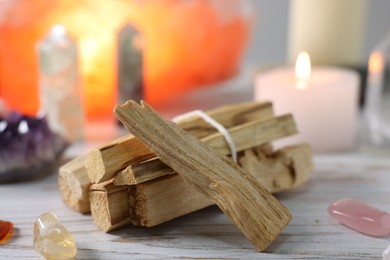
[{"xmin": 59, "ymin": 100, "xmax": 313, "ymax": 251}]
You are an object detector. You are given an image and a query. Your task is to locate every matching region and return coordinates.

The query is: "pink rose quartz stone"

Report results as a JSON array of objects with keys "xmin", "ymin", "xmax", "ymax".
[{"xmin": 328, "ymin": 198, "xmax": 390, "ymax": 237}]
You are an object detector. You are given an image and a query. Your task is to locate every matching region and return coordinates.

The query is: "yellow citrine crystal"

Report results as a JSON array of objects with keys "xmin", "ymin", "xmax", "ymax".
[{"xmin": 33, "ymin": 212, "xmax": 77, "ymax": 260}]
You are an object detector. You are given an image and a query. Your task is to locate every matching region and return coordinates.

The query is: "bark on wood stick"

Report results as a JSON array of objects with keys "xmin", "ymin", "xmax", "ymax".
[
  {"xmin": 114, "ymin": 100, "xmax": 292, "ymax": 252},
  {"xmin": 239, "ymin": 144, "xmax": 312, "ymax": 193},
  {"xmin": 115, "ymin": 114, "xmax": 297, "ymax": 185},
  {"xmin": 86, "ymin": 101, "xmax": 273, "ymax": 184},
  {"xmin": 58, "ymin": 155, "xmax": 91, "ymax": 214}
]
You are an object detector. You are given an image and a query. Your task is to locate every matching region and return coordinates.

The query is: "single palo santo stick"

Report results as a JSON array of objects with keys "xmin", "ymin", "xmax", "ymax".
[
  {"xmin": 115, "ymin": 101, "xmax": 291, "ymax": 252},
  {"xmin": 173, "ymin": 101, "xmax": 274, "ymax": 137},
  {"xmin": 58, "ymin": 155, "xmax": 91, "ymax": 214},
  {"xmin": 86, "ymin": 135, "xmax": 153, "ymax": 184},
  {"xmin": 128, "ymin": 174, "xmax": 213, "ymax": 227},
  {"xmin": 114, "ymin": 114, "xmax": 297, "ymax": 185},
  {"xmin": 114, "ymin": 157, "xmax": 173, "ymax": 186},
  {"xmin": 86, "ymin": 101, "xmax": 273, "ymax": 184},
  {"xmin": 89, "ymin": 180, "xmax": 131, "ymax": 232},
  {"xmin": 91, "ymin": 144, "xmax": 311, "ymax": 232}
]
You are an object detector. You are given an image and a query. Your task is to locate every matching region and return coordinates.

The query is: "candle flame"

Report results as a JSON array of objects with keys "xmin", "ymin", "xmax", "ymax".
[
  {"xmin": 295, "ymin": 51, "xmax": 311, "ymax": 89},
  {"xmin": 368, "ymin": 51, "xmax": 384, "ymax": 74},
  {"xmin": 295, "ymin": 51, "xmax": 311, "ymax": 79}
]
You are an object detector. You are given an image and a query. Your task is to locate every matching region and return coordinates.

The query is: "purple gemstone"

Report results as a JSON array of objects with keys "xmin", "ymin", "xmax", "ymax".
[{"xmin": 0, "ymin": 112, "xmax": 68, "ymax": 183}]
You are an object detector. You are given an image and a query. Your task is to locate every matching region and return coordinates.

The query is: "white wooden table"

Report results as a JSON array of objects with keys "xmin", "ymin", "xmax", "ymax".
[{"xmin": 1, "ymin": 151, "xmax": 390, "ymax": 259}]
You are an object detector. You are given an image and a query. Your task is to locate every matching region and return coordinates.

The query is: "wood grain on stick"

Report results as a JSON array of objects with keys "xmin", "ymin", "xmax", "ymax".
[
  {"xmin": 128, "ymin": 144, "xmax": 311, "ymax": 228},
  {"xmin": 89, "ymin": 180, "xmax": 131, "ymax": 232},
  {"xmin": 94, "ymin": 144, "xmax": 311, "ymax": 232},
  {"xmin": 114, "ymin": 158, "xmax": 174, "ymax": 185},
  {"xmin": 86, "ymin": 135, "xmax": 154, "ymax": 183},
  {"xmin": 58, "ymin": 155, "xmax": 91, "ymax": 214},
  {"xmin": 173, "ymin": 101, "xmax": 274, "ymax": 137},
  {"xmin": 114, "ymin": 114, "xmax": 297, "ymax": 185},
  {"xmin": 86, "ymin": 101, "xmax": 273, "ymax": 184},
  {"xmin": 128, "ymin": 174, "xmax": 214, "ymax": 227},
  {"xmin": 114, "ymin": 101, "xmax": 292, "ymax": 251}
]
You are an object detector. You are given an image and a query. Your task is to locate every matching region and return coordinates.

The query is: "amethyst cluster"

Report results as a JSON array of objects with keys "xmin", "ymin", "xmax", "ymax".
[{"xmin": 0, "ymin": 112, "xmax": 68, "ymax": 183}]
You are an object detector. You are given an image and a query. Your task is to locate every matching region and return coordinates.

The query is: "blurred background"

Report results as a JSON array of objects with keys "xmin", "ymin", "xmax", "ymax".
[
  {"xmin": 247, "ymin": 0, "xmax": 389, "ymax": 67},
  {"xmin": 0, "ymin": 0, "xmax": 389, "ymax": 150}
]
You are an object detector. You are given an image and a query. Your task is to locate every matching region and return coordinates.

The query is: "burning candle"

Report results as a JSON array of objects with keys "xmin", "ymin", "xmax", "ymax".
[
  {"xmin": 288, "ymin": 0, "xmax": 367, "ymax": 66},
  {"xmin": 255, "ymin": 52, "xmax": 360, "ymax": 152}
]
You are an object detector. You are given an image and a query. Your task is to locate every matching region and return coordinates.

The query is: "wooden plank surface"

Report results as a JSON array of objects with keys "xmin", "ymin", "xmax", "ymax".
[{"xmin": 1, "ymin": 153, "xmax": 390, "ymax": 259}]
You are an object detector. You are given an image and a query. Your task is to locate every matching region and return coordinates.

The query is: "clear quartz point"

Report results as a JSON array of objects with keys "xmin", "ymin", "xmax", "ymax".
[
  {"xmin": 37, "ymin": 24, "xmax": 84, "ymax": 141},
  {"xmin": 33, "ymin": 212, "xmax": 77, "ymax": 260},
  {"xmin": 117, "ymin": 23, "xmax": 144, "ymax": 105}
]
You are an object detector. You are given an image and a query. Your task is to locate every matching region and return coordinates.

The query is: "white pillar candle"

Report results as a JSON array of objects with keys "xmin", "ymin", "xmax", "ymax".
[
  {"xmin": 288, "ymin": 0, "xmax": 367, "ymax": 66},
  {"xmin": 255, "ymin": 52, "xmax": 360, "ymax": 153}
]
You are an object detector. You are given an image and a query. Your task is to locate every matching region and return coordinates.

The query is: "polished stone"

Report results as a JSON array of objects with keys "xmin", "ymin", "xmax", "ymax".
[
  {"xmin": 0, "ymin": 112, "xmax": 68, "ymax": 183},
  {"xmin": 328, "ymin": 198, "xmax": 390, "ymax": 237},
  {"xmin": 0, "ymin": 220, "xmax": 13, "ymax": 244},
  {"xmin": 33, "ymin": 212, "xmax": 77, "ymax": 260}
]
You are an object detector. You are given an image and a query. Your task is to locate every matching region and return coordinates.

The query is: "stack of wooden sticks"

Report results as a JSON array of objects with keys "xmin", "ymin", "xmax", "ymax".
[{"xmin": 59, "ymin": 101, "xmax": 312, "ymax": 251}]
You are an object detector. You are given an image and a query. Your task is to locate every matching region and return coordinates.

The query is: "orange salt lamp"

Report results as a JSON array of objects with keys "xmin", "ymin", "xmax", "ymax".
[{"xmin": 0, "ymin": 0, "xmax": 252, "ymax": 119}]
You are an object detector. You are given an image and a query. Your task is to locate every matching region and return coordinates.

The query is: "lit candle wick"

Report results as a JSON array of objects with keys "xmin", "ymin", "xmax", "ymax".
[
  {"xmin": 295, "ymin": 51, "xmax": 311, "ymax": 90},
  {"xmin": 368, "ymin": 51, "xmax": 384, "ymax": 75}
]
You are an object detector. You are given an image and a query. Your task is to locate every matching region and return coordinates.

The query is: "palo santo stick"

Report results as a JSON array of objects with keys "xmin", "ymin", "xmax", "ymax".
[
  {"xmin": 60, "ymin": 101, "xmax": 274, "ymax": 212},
  {"xmin": 89, "ymin": 180, "xmax": 131, "ymax": 232},
  {"xmin": 58, "ymin": 155, "xmax": 91, "ymax": 214},
  {"xmin": 86, "ymin": 101, "xmax": 273, "ymax": 184},
  {"xmin": 130, "ymin": 144, "xmax": 311, "ymax": 228},
  {"xmin": 115, "ymin": 116, "xmax": 296, "ymax": 186},
  {"xmin": 115, "ymin": 114, "xmax": 297, "ymax": 185},
  {"xmin": 173, "ymin": 101, "xmax": 274, "ymax": 138},
  {"xmin": 114, "ymin": 101, "xmax": 292, "ymax": 251},
  {"xmin": 92, "ymin": 144, "xmax": 311, "ymax": 232},
  {"xmin": 128, "ymin": 174, "xmax": 213, "ymax": 227},
  {"xmin": 86, "ymin": 135, "xmax": 154, "ymax": 184},
  {"xmin": 239, "ymin": 144, "xmax": 312, "ymax": 193},
  {"xmin": 115, "ymin": 158, "xmax": 174, "ymax": 185}
]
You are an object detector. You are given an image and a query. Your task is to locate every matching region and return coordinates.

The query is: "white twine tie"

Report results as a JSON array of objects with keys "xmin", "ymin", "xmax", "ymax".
[{"xmin": 173, "ymin": 110, "xmax": 237, "ymax": 162}]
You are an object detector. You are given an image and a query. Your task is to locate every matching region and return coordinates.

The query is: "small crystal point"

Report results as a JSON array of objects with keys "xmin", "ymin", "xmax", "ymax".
[
  {"xmin": 33, "ymin": 212, "xmax": 77, "ymax": 259},
  {"xmin": 328, "ymin": 198, "xmax": 390, "ymax": 237}
]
